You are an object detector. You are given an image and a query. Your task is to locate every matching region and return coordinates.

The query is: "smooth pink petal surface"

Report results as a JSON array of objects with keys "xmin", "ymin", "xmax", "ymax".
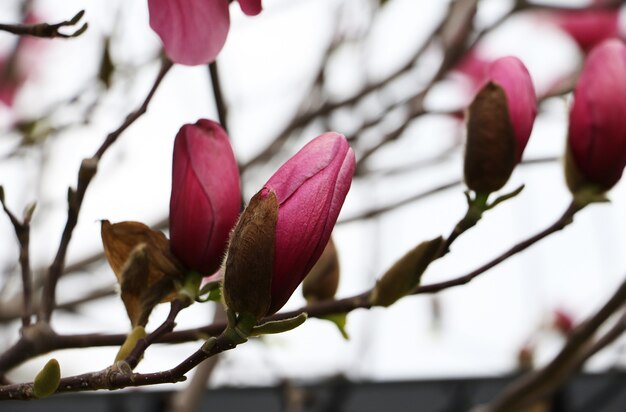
[
  {"xmin": 263, "ymin": 133, "xmax": 355, "ymax": 314},
  {"xmin": 238, "ymin": 0, "xmax": 262, "ymax": 16},
  {"xmin": 569, "ymin": 39, "xmax": 626, "ymax": 189},
  {"xmin": 553, "ymin": 9, "xmax": 621, "ymax": 51},
  {"xmin": 148, "ymin": 0, "xmax": 230, "ymax": 65},
  {"xmin": 170, "ymin": 119, "xmax": 241, "ymax": 274},
  {"xmin": 488, "ymin": 56, "xmax": 537, "ymax": 162}
]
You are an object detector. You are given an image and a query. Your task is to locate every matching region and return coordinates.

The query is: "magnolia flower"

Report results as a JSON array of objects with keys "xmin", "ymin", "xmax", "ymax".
[
  {"xmin": 566, "ymin": 39, "xmax": 626, "ymax": 193},
  {"xmin": 464, "ymin": 56, "xmax": 537, "ymax": 193},
  {"xmin": 169, "ymin": 119, "xmax": 241, "ymax": 275},
  {"xmin": 551, "ymin": 2, "xmax": 622, "ymax": 51},
  {"xmin": 224, "ymin": 132, "xmax": 355, "ymax": 318},
  {"xmin": 148, "ymin": 0, "xmax": 263, "ymax": 65}
]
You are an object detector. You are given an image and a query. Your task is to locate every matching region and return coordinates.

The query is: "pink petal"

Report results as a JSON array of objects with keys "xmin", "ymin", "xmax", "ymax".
[
  {"xmin": 569, "ymin": 39, "xmax": 626, "ymax": 189},
  {"xmin": 264, "ymin": 133, "xmax": 355, "ymax": 314},
  {"xmin": 148, "ymin": 0, "xmax": 230, "ymax": 66},
  {"xmin": 488, "ymin": 56, "xmax": 537, "ymax": 162},
  {"xmin": 238, "ymin": 0, "xmax": 262, "ymax": 16},
  {"xmin": 553, "ymin": 9, "xmax": 621, "ymax": 51},
  {"xmin": 169, "ymin": 119, "xmax": 241, "ymax": 274}
]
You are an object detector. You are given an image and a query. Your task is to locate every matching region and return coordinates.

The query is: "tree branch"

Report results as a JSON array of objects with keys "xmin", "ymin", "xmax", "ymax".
[
  {"xmin": 482, "ymin": 276, "xmax": 626, "ymax": 412},
  {"xmin": 0, "ymin": 10, "xmax": 87, "ymax": 39},
  {"xmin": 37, "ymin": 57, "xmax": 173, "ymax": 323}
]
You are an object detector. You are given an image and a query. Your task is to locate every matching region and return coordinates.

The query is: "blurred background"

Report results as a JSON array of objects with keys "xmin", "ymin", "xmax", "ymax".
[{"xmin": 0, "ymin": 0, "xmax": 625, "ymax": 404}]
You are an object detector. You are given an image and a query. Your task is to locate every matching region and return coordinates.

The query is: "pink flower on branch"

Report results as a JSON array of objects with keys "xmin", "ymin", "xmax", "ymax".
[
  {"xmin": 487, "ymin": 57, "xmax": 537, "ymax": 163},
  {"xmin": 169, "ymin": 119, "xmax": 241, "ymax": 275},
  {"xmin": 464, "ymin": 56, "xmax": 537, "ymax": 193},
  {"xmin": 567, "ymin": 39, "xmax": 626, "ymax": 193},
  {"xmin": 148, "ymin": 0, "xmax": 263, "ymax": 66},
  {"xmin": 551, "ymin": 5, "xmax": 622, "ymax": 52},
  {"xmin": 224, "ymin": 132, "xmax": 355, "ymax": 318}
]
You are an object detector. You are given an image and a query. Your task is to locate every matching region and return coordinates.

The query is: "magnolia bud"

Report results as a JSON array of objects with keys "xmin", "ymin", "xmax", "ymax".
[
  {"xmin": 224, "ymin": 132, "xmax": 355, "ymax": 317},
  {"xmin": 464, "ymin": 57, "xmax": 537, "ymax": 193},
  {"xmin": 551, "ymin": 5, "xmax": 621, "ymax": 51},
  {"xmin": 223, "ymin": 190, "xmax": 278, "ymax": 320},
  {"xmin": 169, "ymin": 119, "xmax": 241, "ymax": 275},
  {"xmin": 302, "ymin": 237, "xmax": 340, "ymax": 303},
  {"xmin": 566, "ymin": 39, "xmax": 626, "ymax": 195},
  {"xmin": 370, "ymin": 237, "xmax": 444, "ymax": 307},
  {"xmin": 33, "ymin": 358, "xmax": 60, "ymax": 399}
]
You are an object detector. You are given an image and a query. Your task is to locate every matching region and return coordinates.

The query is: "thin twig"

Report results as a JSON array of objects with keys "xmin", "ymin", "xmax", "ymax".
[
  {"xmin": 0, "ymin": 197, "xmax": 35, "ymax": 327},
  {"xmin": 416, "ymin": 200, "xmax": 580, "ymax": 294},
  {"xmin": 37, "ymin": 58, "xmax": 173, "ymax": 323},
  {"xmin": 125, "ymin": 299, "xmax": 187, "ymax": 370},
  {"xmin": 483, "ymin": 277, "xmax": 626, "ymax": 412},
  {"xmin": 209, "ymin": 61, "xmax": 228, "ymax": 131},
  {"xmin": 0, "ymin": 10, "xmax": 87, "ymax": 38}
]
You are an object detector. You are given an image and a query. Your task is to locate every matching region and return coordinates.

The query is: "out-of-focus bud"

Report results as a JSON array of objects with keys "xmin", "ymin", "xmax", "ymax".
[
  {"xmin": 464, "ymin": 57, "xmax": 537, "ymax": 193},
  {"xmin": 550, "ymin": 2, "xmax": 622, "ymax": 52},
  {"xmin": 517, "ymin": 344, "xmax": 535, "ymax": 372},
  {"xmin": 553, "ymin": 308, "xmax": 575, "ymax": 336},
  {"xmin": 302, "ymin": 237, "xmax": 340, "ymax": 303},
  {"xmin": 224, "ymin": 132, "xmax": 355, "ymax": 318},
  {"xmin": 148, "ymin": 0, "xmax": 263, "ymax": 65},
  {"xmin": 169, "ymin": 119, "xmax": 240, "ymax": 276},
  {"xmin": 566, "ymin": 39, "xmax": 626, "ymax": 196},
  {"xmin": 370, "ymin": 237, "xmax": 444, "ymax": 307},
  {"xmin": 33, "ymin": 358, "xmax": 60, "ymax": 399}
]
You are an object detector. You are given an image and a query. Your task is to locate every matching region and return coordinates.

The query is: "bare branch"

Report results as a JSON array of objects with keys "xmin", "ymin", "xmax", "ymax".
[
  {"xmin": 37, "ymin": 58, "xmax": 173, "ymax": 323},
  {"xmin": 0, "ymin": 10, "xmax": 87, "ymax": 39}
]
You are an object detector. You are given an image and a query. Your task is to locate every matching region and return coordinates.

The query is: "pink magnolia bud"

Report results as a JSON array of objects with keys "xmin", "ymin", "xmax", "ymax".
[
  {"xmin": 566, "ymin": 39, "xmax": 626, "ymax": 192},
  {"xmin": 148, "ymin": 0, "xmax": 263, "ymax": 66},
  {"xmin": 464, "ymin": 57, "xmax": 537, "ymax": 193},
  {"xmin": 487, "ymin": 57, "xmax": 537, "ymax": 163},
  {"xmin": 223, "ymin": 132, "xmax": 355, "ymax": 318},
  {"xmin": 238, "ymin": 0, "xmax": 262, "ymax": 16},
  {"xmin": 265, "ymin": 133, "xmax": 355, "ymax": 314},
  {"xmin": 552, "ymin": 7, "xmax": 622, "ymax": 52},
  {"xmin": 169, "ymin": 119, "xmax": 241, "ymax": 275}
]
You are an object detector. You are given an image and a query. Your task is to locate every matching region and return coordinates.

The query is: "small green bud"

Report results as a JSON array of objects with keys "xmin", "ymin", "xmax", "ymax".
[
  {"xmin": 33, "ymin": 358, "xmax": 61, "ymax": 399},
  {"xmin": 251, "ymin": 313, "xmax": 308, "ymax": 336},
  {"xmin": 370, "ymin": 237, "xmax": 444, "ymax": 307},
  {"xmin": 114, "ymin": 326, "xmax": 147, "ymax": 363}
]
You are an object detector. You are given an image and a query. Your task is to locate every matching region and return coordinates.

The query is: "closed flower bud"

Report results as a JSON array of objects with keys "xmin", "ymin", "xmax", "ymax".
[
  {"xmin": 566, "ymin": 39, "xmax": 626, "ymax": 194},
  {"xmin": 464, "ymin": 57, "xmax": 537, "ymax": 193},
  {"xmin": 551, "ymin": 5, "xmax": 622, "ymax": 52},
  {"xmin": 224, "ymin": 132, "xmax": 355, "ymax": 317},
  {"xmin": 33, "ymin": 358, "xmax": 60, "ymax": 399},
  {"xmin": 223, "ymin": 190, "xmax": 278, "ymax": 320},
  {"xmin": 148, "ymin": 0, "xmax": 263, "ymax": 66},
  {"xmin": 169, "ymin": 119, "xmax": 241, "ymax": 276},
  {"xmin": 370, "ymin": 237, "xmax": 444, "ymax": 307},
  {"xmin": 302, "ymin": 237, "xmax": 340, "ymax": 303}
]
